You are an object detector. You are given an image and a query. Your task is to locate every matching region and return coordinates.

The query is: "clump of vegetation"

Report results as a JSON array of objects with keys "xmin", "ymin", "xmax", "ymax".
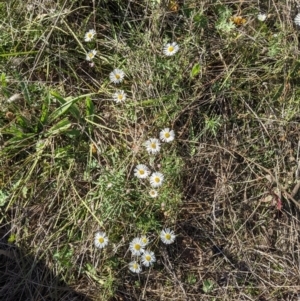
[{"xmin": 1, "ymin": 1, "xmax": 300, "ymax": 300}]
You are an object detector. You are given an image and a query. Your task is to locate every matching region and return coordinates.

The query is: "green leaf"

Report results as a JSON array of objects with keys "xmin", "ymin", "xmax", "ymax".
[
  {"xmin": 193, "ymin": 13, "xmax": 208, "ymax": 28},
  {"xmin": 2, "ymin": 126, "xmax": 35, "ymax": 141},
  {"xmin": 8, "ymin": 234, "xmax": 16, "ymax": 243},
  {"xmin": 40, "ymin": 92, "xmax": 51, "ymax": 124},
  {"xmin": 49, "ymin": 91, "xmax": 96, "ymax": 122},
  {"xmin": 65, "ymin": 129, "xmax": 81, "ymax": 138},
  {"xmin": 16, "ymin": 115, "xmax": 31, "ymax": 129},
  {"xmin": 86, "ymin": 97, "xmax": 94, "ymax": 120},
  {"xmin": 0, "ymin": 51, "xmax": 38, "ymax": 57},
  {"xmin": 190, "ymin": 63, "xmax": 201, "ymax": 78},
  {"xmin": 203, "ymin": 279, "xmax": 214, "ymax": 293},
  {"xmin": 0, "ymin": 190, "xmax": 8, "ymax": 207},
  {"xmin": 0, "ymin": 72, "xmax": 7, "ymax": 88},
  {"xmin": 46, "ymin": 118, "xmax": 72, "ymax": 137},
  {"xmin": 85, "ymin": 263, "xmax": 105, "ymax": 284},
  {"xmin": 49, "ymin": 91, "xmax": 81, "ymax": 122},
  {"xmin": 22, "ymin": 186, "xmax": 28, "ymax": 198}
]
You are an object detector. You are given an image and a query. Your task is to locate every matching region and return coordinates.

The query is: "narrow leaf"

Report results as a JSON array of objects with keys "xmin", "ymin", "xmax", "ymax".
[
  {"xmin": 46, "ymin": 118, "xmax": 71, "ymax": 137},
  {"xmin": 191, "ymin": 63, "xmax": 201, "ymax": 78},
  {"xmin": 49, "ymin": 91, "xmax": 81, "ymax": 122},
  {"xmin": 86, "ymin": 97, "xmax": 94, "ymax": 120},
  {"xmin": 40, "ymin": 92, "xmax": 50, "ymax": 124}
]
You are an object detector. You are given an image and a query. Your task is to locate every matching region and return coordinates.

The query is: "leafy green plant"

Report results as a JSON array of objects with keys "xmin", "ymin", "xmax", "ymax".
[
  {"xmin": 186, "ymin": 272, "xmax": 197, "ymax": 285},
  {"xmin": 203, "ymin": 115, "xmax": 222, "ymax": 137},
  {"xmin": 53, "ymin": 246, "xmax": 74, "ymax": 272},
  {"xmin": 215, "ymin": 5, "xmax": 235, "ymax": 33},
  {"xmin": 202, "ymin": 279, "xmax": 214, "ymax": 293}
]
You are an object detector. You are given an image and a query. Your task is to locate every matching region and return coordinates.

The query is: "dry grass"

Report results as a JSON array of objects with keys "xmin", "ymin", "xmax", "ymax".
[{"xmin": 2, "ymin": 0, "xmax": 300, "ymax": 300}]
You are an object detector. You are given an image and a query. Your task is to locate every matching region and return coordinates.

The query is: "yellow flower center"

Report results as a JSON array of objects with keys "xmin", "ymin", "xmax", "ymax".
[
  {"xmin": 115, "ymin": 74, "xmax": 120, "ymax": 79},
  {"xmin": 165, "ymin": 132, "xmax": 170, "ymax": 138},
  {"xmin": 88, "ymin": 33, "xmax": 92, "ymax": 38},
  {"xmin": 134, "ymin": 244, "xmax": 141, "ymax": 251},
  {"xmin": 145, "ymin": 255, "xmax": 151, "ymax": 261},
  {"xmin": 151, "ymin": 143, "xmax": 156, "ymax": 149},
  {"xmin": 139, "ymin": 169, "xmax": 145, "ymax": 175},
  {"xmin": 118, "ymin": 94, "xmax": 123, "ymax": 100},
  {"xmin": 165, "ymin": 233, "xmax": 171, "ymax": 240},
  {"xmin": 133, "ymin": 263, "xmax": 138, "ymax": 269},
  {"xmin": 168, "ymin": 46, "xmax": 174, "ymax": 52},
  {"xmin": 154, "ymin": 177, "xmax": 160, "ymax": 183},
  {"xmin": 89, "ymin": 53, "xmax": 94, "ymax": 58},
  {"xmin": 98, "ymin": 237, "xmax": 104, "ymax": 243},
  {"xmin": 142, "ymin": 238, "xmax": 147, "ymax": 243}
]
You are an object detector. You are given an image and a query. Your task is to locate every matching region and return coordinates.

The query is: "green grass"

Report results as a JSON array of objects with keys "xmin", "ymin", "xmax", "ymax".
[{"xmin": 1, "ymin": 0, "xmax": 300, "ymax": 300}]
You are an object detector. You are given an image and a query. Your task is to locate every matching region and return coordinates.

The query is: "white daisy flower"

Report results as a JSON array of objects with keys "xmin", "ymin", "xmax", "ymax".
[
  {"xmin": 140, "ymin": 235, "xmax": 149, "ymax": 247},
  {"xmin": 159, "ymin": 128, "xmax": 175, "ymax": 143},
  {"xmin": 149, "ymin": 172, "xmax": 164, "ymax": 188},
  {"xmin": 141, "ymin": 250, "xmax": 156, "ymax": 267},
  {"xmin": 129, "ymin": 237, "xmax": 145, "ymax": 256},
  {"xmin": 134, "ymin": 164, "xmax": 150, "ymax": 179},
  {"xmin": 94, "ymin": 231, "xmax": 109, "ymax": 249},
  {"xmin": 84, "ymin": 29, "xmax": 96, "ymax": 42},
  {"xmin": 112, "ymin": 90, "xmax": 127, "ymax": 103},
  {"xmin": 145, "ymin": 138, "xmax": 161, "ymax": 155},
  {"xmin": 129, "ymin": 261, "xmax": 142, "ymax": 273},
  {"xmin": 295, "ymin": 13, "xmax": 300, "ymax": 26},
  {"xmin": 109, "ymin": 68, "xmax": 125, "ymax": 84},
  {"xmin": 149, "ymin": 189, "xmax": 158, "ymax": 198},
  {"xmin": 257, "ymin": 13, "xmax": 267, "ymax": 22},
  {"xmin": 160, "ymin": 228, "xmax": 176, "ymax": 244},
  {"xmin": 163, "ymin": 42, "xmax": 179, "ymax": 56},
  {"xmin": 86, "ymin": 49, "xmax": 97, "ymax": 61}
]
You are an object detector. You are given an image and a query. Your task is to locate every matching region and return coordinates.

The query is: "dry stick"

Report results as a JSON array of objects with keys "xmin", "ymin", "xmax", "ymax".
[{"xmin": 141, "ymin": 269, "xmax": 151, "ymax": 300}]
